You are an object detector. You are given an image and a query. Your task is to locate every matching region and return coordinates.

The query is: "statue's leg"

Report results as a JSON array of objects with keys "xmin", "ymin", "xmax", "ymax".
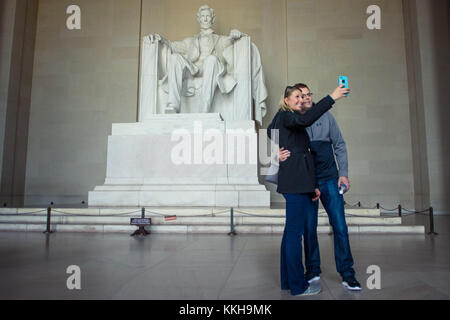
[
  {"xmin": 201, "ymin": 55, "xmax": 221, "ymax": 113},
  {"xmin": 167, "ymin": 53, "xmax": 187, "ymax": 113}
]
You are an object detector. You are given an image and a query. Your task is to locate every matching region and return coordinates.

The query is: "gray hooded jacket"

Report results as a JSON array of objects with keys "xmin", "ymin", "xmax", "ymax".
[{"xmin": 305, "ymin": 109, "xmax": 348, "ymax": 180}]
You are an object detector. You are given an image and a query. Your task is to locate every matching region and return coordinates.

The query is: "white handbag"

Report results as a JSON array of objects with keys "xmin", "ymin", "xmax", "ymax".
[
  {"xmin": 264, "ymin": 114, "xmax": 281, "ymax": 184},
  {"xmin": 264, "ymin": 162, "xmax": 279, "ymax": 184}
]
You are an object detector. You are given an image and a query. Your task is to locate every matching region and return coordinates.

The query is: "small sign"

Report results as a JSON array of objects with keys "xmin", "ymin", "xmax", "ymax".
[
  {"xmin": 164, "ymin": 215, "xmax": 177, "ymax": 221},
  {"xmin": 130, "ymin": 218, "xmax": 151, "ymax": 226}
]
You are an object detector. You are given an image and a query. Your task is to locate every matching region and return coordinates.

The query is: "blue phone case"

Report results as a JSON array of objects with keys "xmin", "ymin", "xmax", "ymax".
[{"xmin": 339, "ymin": 76, "xmax": 349, "ymax": 95}]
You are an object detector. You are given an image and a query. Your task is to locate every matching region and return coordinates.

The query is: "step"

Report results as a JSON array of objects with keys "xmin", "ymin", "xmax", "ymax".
[
  {"xmin": 0, "ymin": 214, "xmax": 401, "ymax": 226},
  {"xmin": 0, "ymin": 207, "xmax": 382, "ymax": 217},
  {"xmin": 0, "ymin": 207, "xmax": 424, "ymax": 234},
  {"xmin": 0, "ymin": 223, "xmax": 425, "ymax": 234}
]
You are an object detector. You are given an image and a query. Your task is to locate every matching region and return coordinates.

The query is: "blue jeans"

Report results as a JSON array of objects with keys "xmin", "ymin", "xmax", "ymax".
[
  {"xmin": 305, "ymin": 178, "xmax": 355, "ymax": 279},
  {"xmin": 281, "ymin": 193, "xmax": 315, "ymax": 295}
]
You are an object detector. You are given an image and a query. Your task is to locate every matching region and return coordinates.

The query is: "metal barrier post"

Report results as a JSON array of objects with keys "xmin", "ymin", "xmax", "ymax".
[
  {"xmin": 427, "ymin": 207, "xmax": 438, "ymax": 235},
  {"xmin": 228, "ymin": 208, "xmax": 237, "ymax": 236},
  {"xmin": 398, "ymin": 205, "xmax": 402, "ymax": 217},
  {"xmin": 43, "ymin": 206, "xmax": 54, "ymax": 234},
  {"xmin": 130, "ymin": 207, "xmax": 150, "ymax": 236}
]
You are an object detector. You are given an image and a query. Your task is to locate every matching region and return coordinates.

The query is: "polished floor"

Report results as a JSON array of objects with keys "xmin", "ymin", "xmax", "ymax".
[{"xmin": 0, "ymin": 215, "xmax": 449, "ymax": 300}]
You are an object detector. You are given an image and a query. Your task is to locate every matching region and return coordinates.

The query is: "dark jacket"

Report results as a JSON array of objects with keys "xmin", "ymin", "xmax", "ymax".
[
  {"xmin": 305, "ymin": 110, "xmax": 348, "ymax": 180},
  {"xmin": 267, "ymin": 95, "xmax": 335, "ymax": 194}
]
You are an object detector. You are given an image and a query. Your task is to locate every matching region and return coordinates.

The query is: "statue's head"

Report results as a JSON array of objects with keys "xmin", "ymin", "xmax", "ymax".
[{"xmin": 197, "ymin": 5, "xmax": 215, "ymax": 29}]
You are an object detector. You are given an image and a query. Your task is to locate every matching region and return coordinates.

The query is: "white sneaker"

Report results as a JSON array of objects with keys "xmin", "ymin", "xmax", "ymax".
[
  {"xmin": 295, "ymin": 284, "xmax": 321, "ymax": 296},
  {"xmin": 308, "ymin": 275, "xmax": 321, "ymax": 284}
]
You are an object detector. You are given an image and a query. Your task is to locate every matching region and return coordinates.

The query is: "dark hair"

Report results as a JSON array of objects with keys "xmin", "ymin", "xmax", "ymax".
[{"xmin": 294, "ymin": 83, "xmax": 310, "ymax": 91}]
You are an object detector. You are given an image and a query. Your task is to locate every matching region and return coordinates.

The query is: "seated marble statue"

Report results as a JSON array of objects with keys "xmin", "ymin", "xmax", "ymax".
[{"xmin": 145, "ymin": 5, "xmax": 268, "ymax": 125}]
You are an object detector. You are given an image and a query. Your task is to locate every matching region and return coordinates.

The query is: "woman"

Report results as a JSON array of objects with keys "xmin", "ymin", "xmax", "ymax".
[{"xmin": 267, "ymin": 85, "xmax": 349, "ymax": 296}]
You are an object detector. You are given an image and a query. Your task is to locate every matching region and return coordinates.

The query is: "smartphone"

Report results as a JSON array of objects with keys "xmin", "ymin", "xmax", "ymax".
[{"xmin": 339, "ymin": 75, "xmax": 349, "ymax": 95}]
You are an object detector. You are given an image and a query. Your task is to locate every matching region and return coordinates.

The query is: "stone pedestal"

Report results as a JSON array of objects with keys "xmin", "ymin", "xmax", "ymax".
[{"xmin": 88, "ymin": 113, "xmax": 270, "ymax": 207}]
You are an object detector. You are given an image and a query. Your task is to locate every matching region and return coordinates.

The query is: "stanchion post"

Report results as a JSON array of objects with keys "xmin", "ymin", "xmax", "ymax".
[
  {"xmin": 228, "ymin": 207, "xmax": 237, "ymax": 236},
  {"xmin": 141, "ymin": 207, "xmax": 150, "ymax": 235},
  {"xmin": 427, "ymin": 206, "xmax": 438, "ymax": 235},
  {"xmin": 43, "ymin": 206, "xmax": 53, "ymax": 234},
  {"xmin": 398, "ymin": 204, "xmax": 402, "ymax": 217},
  {"xmin": 376, "ymin": 203, "xmax": 380, "ymax": 209},
  {"xmin": 130, "ymin": 207, "xmax": 150, "ymax": 236},
  {"xmin": 358, "ymin": 201, "xmax": 361, "ymax": 208}
]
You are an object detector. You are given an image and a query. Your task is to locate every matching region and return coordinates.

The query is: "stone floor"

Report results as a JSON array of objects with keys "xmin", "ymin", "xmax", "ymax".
[{"xmin": 0, "ymin": 214, "xmax": 448, "ymax": 300}]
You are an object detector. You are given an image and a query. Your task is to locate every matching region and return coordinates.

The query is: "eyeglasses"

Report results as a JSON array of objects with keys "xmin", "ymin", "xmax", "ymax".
[{"xmin": 302, "ymin": 93, "xmax": 313, "ymax": 98}]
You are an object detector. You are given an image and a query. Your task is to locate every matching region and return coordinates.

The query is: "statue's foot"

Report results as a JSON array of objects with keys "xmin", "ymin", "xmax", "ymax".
[
  {"xmin": 202, "ymin": 104, "xmax": 211, "ymax": 113},
  {"xmin": 165, "ymin": 104, "xmax": 180, "ymax": 114}
]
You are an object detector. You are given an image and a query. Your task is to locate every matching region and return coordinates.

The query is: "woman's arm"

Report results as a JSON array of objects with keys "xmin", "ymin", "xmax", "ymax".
[
  {"xmin": 283, "ymin": 95, "xmax": 335, "ymax": 128},
  {"xmin": 283, "ymin": 85, "xmax": 350, "ymax": 129}
]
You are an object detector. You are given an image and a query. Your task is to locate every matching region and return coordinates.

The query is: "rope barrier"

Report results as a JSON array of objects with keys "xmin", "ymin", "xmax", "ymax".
[
  {"xmin": 379, "ymin": 205, "xmax": 398, "ymax": 211},
  {"xmin": 51, "ymin": 209, "xmax": 142, "ymax": 217},
  {"xmin": 0, "ymin": 205, "xmax": 433, "ymax": 218},
  {"xmin": 0, "ymin": 203, "xmax": 431, "ymax": 217},
  {"xmin": 0, "ymin": 201, "xmax": 438, "ymax": 236},
  {"xmin": 0, "ymin": 208, "xmax": 229, "ymax": 221},
  {"xmin": 143, "ymin": 208, "xmax": 230, "ymax": 218},
  {"xmin": 344, "ymin": 201, "xmax": 361, "ymax": 208},
  {"xmin": 0, "ymin": 209, "xmax": 47, "ymax": 215},
  {"xmin": 233, "ymin": 209, "xmax": 407, "ymax": 219}
]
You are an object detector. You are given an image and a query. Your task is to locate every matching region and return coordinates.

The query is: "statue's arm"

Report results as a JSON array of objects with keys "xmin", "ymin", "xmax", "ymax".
[
  {"xmin": 220, "ymin": 29, "xmax": 247, "ymax": 49},
  {"xmin": 228, "ymin": 29, "xmax": 246, "ymax": 44},
  {"xmin": 148, "ymin": 33, "xmax": 179, "ymax": 52}
]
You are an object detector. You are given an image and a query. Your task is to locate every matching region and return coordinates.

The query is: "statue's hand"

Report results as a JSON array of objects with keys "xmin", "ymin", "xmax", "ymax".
[
  {"xmin": 229, "ymin": 29, "xmax": 244, "ymax": 40},
  {"xmin": 149, "ymin": 33, "xmax": 162, "ymax": 43},
  {"xmin": 148, "ymin": 34, "xmax": 173, "ymax": 51}
]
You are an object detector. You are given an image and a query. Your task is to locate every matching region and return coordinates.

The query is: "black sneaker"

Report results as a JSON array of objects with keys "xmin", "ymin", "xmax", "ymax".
[
  {"xmin": 305, "ymin": 273, "xmax": 321, "ymax": 283},
  {"xmin": 342, "ymin": 277, "xmax": 362, "ymax": 291}
]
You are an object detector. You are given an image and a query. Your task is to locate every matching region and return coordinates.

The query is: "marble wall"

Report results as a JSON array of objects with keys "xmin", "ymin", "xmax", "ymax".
[
  {"xmin": 410, "ymin": 0, "xmax": 450, "ymax": 213},
  {"xmin": 24, "ymin": 0, "xmax": 141, "ymax": 205},
  {"xmin": 282, "ymin": 0, "xmax": 414, "ymax": 208},
  {"xmin": 0, "ymin": 0, "xmax": 16, "ymax": 186},
  {"xmin": 0, "ymin": 0, "xmax": 38, "ymax": 206}
]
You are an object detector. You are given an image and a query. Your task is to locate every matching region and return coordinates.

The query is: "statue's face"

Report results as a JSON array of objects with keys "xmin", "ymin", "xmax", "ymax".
[{"xmin": 197, "ymin": 9, "xmax": 214, "ymax": 29}]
